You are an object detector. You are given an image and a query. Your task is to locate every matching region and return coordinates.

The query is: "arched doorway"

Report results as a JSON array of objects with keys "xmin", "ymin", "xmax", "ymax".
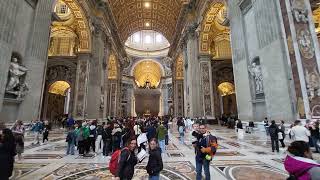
[
  {"xmin": 42, "ymin": 81, "xmax": 72, "ymax": 124},
  {"xmin": 218, "ymin": 82, "xmax": 237, "ymax": 116}
]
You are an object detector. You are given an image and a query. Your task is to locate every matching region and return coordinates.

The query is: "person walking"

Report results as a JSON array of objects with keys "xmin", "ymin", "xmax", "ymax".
[
  {"xmin": 114, "ymin": 138, "xmax": 138, "ymax": 180},
  {"xmin": 284, "ymin": 141, "xmax": 320, "ymax": 179},
  {"xmin": 177, "ymin": 118, "xmax": 185, "ymax": 144},
  {"xmin": 269, "ymin": 120, "xmax": 279, "ymax": 152},
  {"xmin": 309, "ymin": 121, "xmax": 320, "ymax": 153},
  {"xmin": 31, "ymin": 120, "xmax": 43, "ymax": 144},
  {"xmin": 194, "ymin": 124, "xmax": 218, "ymax": 180},
  {"xmin": 156, "ymin": 122, "xmax": 167, "ymax": 153},
  {"xmin": 66, "ymin": 126, "xmax": 76, "ymax": 155},
  {"xmin": 42, "ymin": 120, "xmax": 50, "ymax": 144},
  {"xmin": 112, "ymin": 123, "xmax": 122, "ymax": 152},
  {"xmin": 146, "ymin": 138, "xmax": 163, "ymax": 180},
  {"xmin": 11, "ymin": 120, "xmax": 25, "ymax": 160},
  {"xmin": 278, "ymin": 120, "xmax": 286, "ymax": 148}
]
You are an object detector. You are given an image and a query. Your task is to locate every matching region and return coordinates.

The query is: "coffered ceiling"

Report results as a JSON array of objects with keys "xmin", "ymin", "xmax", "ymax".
[{"xmin": 107, "ymin": 0, "xmax": 190, "ymax": 43}]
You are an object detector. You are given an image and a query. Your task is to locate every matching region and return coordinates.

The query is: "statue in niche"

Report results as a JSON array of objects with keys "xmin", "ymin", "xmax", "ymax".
[
  {"xmin": 100, "ymin": 95, "xmax": 104, "ymax": 110},
  {"xmin": 297, "ymin": 29, "xmax": 314, "ymax": 59},
  {"xmin": 248, "ymin": 61, "xmax": 264, "ymax": 94},
  {"xmin": 5, "ymin": 57, "xmax": 29, "ymax": 99},
  {"xmin": 162, "ymin": 57, "xmax": 172, "ymax": 77},
  {"xmin": 306, "ymin": 67, "xmax": 320, "ymax": 100}
]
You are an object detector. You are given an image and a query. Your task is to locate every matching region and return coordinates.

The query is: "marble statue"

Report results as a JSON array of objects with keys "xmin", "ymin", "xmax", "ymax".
[
  {"xmin": 100, "ymin": 95, "xmax": 104, "ymax": 109},
  {"xmin": 305, "ymin": 67, "xmax": 320, "ymax": 100},
  {"xmin": 5, "ymin": 57, "xmax": 29, "ymax": 99},
  {"xmin": 291, "ymin": 0, "xmax": 308, "ymax": 24},
  {"xmin": 248, "ymin": 62, "xmax": 264, "ymax": 94}
]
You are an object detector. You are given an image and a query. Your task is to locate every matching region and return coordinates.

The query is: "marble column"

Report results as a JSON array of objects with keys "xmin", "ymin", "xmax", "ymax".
[
  {"xmin": 73, "ymin": 54, "xmax": 90, "ymax": 120},
  {"xmin": 86, "ymin": 29, "xmax": 105, "ymax": 119},
  {"xmin": 199, "ymin": 55, "xmax": 215, "ymax": 119},
  {"xmin": 174, "ymin": 80, "xmax": 184, "ymax": 117},
  {"xmin": 182, "ymin": 24, "xmax": 202, "ymax": 118},
  {"xmin": 102, "ymin": 42, "xmax": 111, "ymax": 120},
  {"xmin": 278, "ymin": 0, "xmax": 320, "ymax": 119},
  {"xmin": 0, "ymin": 0, "xmax": 19, "ymax": 115},
  {"xmin": 18, "ymin": 0, "xmax": 53, "ymax": 121}
]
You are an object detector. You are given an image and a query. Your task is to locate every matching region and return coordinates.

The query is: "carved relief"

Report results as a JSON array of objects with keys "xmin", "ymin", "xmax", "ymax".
[
  {"xmin": 306, "ymin": 67, "xmax": 320, "ymax": 100},
  {"xmin": 291, "ymin": 0, "xmax": 308, "ymax": 23},
  {"xmin": 47, "ymin": 65, "xmax": 73, "ymax": 83},
  {"xmin": 297, "ymin": 28, "xmax": 315, "ymax": 59},
  {"xmin": 5, "ymin": 56, "xmax": 29, "ymax": 100}
]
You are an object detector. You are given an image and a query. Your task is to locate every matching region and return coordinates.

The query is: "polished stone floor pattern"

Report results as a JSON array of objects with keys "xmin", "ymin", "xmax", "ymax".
[{"xmin": 11, "ymin": 125, "xmax": 320, "ymax": 180}]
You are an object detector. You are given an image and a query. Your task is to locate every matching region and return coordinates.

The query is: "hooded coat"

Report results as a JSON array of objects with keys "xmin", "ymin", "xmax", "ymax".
[{"xmin": 284, "ymin": 155, "xmax": 320, "ymax": 180}]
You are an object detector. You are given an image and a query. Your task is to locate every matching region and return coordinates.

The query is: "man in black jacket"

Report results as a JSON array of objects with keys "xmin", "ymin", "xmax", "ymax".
[
  {"xmin": 269, "ymin": 120, "xmax": 279, "ymax": 152},
  {"xmin": 102, "ymin": 122, "xmax": 113, "ymax": 156}
]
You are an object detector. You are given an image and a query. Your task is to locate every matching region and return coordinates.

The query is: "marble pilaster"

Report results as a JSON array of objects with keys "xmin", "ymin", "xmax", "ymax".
[
  {"xmin": 0, "ymin": 0, "xmax": 19, "ymax": 117},
  {"xmin": 17, "ymin": 0, "xmax": 53, "ymax": 121},
  {"xmin": 199, "ymin": 55, "xmax": 215, "ymax": 119}
]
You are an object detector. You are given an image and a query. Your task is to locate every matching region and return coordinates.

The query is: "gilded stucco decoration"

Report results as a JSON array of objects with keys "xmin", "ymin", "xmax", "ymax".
[
  {"xmin": 107, "ymin": 0, "xmax": 190, "ymax": 43},
  {"xmin": 175, "ymin": 54, "xmax": 184, "ymax": 80},
  {"xmin": 133, "ymin": 60, "xmax": 162, "ymax": 88},
  {"xmin": 50, "ymin": 0, "xmax": 91, "ymax": 55},
  {"xmin": 48, "ymin": 81, "xmax": 70, "ymax": 96},
  {"xmin": 313, "ymin": 6, "xmax": 320, "ymax": 35},
  {"xmin": 108, "ymin": 54, "xmax": 118, "ymax": 79},
  {"xmin": 200, "ymin": 2, "xmax": 231, "ymax": 59}
]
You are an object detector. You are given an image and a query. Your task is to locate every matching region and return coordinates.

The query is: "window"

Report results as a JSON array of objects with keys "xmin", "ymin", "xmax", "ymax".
[
  {"xmin": 145, "ymin": 35, "xmax": 151, "ymax": 43},
  {"xmin": 156, "ymin": 34, "xmax": 162, "ymax": 43},
  {"xmin": 133, "ymin": 33, "xmax": 140, "ymax": 43}
]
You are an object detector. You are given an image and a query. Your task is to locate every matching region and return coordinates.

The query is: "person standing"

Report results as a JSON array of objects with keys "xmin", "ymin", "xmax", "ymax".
[
  {"xmin": 309, "ymin": 121, "xmax": 320, "ymax": 153},
  {"xmin": 89, "ymin": 121, "xmax": 97, "ymax": 152},
  {"xmin": 42, "ymin": 120, "xmax": 50, "ymax": 144},
  {"xmin": 194, "ymin": 124, "xmax": 218, "ymax": 180},
  {"xmin": 115, "ymin": 138, "xmax": 138, "ymax": 180},
  {"xmin": 112, "ymin": 123, "xmax": 122, "ymax": 152},
  {"xmin": 102, "ymin": 122, "xmax": 113, "ymax": 156},
  {"xmin": 95, "ymin": 122, "xmax": 104, "ymax": 154},
  {"xmin": 0, "ymin": 123, "xmax": 16, "ymax": 180},
  {"xmin": 146, "ymin": 138, "xmax": 163, "ymax": 180},
  {"xmin": 269, "ymin": 120, "xmax": 279, "ymax": 152},
  {"xmin": 156, "ymin": 122, "xmax": 167, "ymax": 153},
  {"xmin": 177, "ymin": 118, "xmax": 185, "ymax": 144},
  {"xmin": 134, "ymin": 122, "xmax": 141, "ymax": 139},
  {"xmin": 279, "ymin": 120, "xmax": 286, "ymax": 148},
  {"xmin": 264, "ymin": 117, "xmax": 269, "ymax": 136},
  {"xmin": 66, "ymin": 126, "xmax": 76, "ymax": 155},
  {"xmin": 31, "ymin": 120, "xmax": 43, "ymax": 144},
  {"xmin": 11, "ymin": 120, "xmax": 25, "ymax": 160},
  {"xmin": 290, "ymin": 120, "xmax": 311, "ymax": 143}
]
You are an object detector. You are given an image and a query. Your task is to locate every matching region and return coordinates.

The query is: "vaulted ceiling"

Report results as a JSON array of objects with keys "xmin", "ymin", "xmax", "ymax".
[{"xmin": 107, "ymin": 0, "xmax": 190, "ymax": 43}]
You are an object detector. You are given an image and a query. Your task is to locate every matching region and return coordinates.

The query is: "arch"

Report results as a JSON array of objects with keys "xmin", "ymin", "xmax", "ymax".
[
  {"xmin": 52, "ymin": 0, "xmax": 91, "ymax": 53},
  {"xmin": 218, "ymin": 82, "xmax": 235, "ymax": 96},
  {"xmin": 199, "ymin": 1, "xmax": 231, "ymax": 58},
  {"xmin": 131, "ymin": 60, "xmax": 164, "ymax": 88},
  {"xmin": 48, "ymin": 81, "xmax": 71, "ymax": 96},
  {"xmin": 130, "ymin": 59, "xmax": 165, "ymax": 77}
]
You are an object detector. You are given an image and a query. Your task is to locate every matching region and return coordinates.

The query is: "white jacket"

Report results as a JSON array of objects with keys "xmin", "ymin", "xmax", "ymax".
[{"xmin": 290, "ymin": 125, "xmax": 311, "ymax": 142}]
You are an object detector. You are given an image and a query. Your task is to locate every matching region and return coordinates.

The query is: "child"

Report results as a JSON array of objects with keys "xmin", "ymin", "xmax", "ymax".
[{"xmin": 66, "ymin": 126, "xmax": 76, "ymax": 155}]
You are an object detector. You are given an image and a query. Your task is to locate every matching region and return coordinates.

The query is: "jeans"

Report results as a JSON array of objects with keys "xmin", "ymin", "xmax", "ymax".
[
  {"xmin": 95, "ymin": 135, "xmax": 103, "ymax": 153},
  {"xmin": 149, "ymin": 175, "xmax": 160, "ymax": 180},
  {"xmin": 271, "ymin": 138, "xmax": 279, "ymax": 152},
  {"xmin": 196, "ymin": 159, "xmax": 210, "ymax": 180},
  {"xmin": 67, "ymin": 143, "xmax": 75, "ymax": 155},
  {"xmin": 311, "ymin": 136, "xmax": 320, "ymax": 152},
  {"xmin": 103, "ymin": 139, "xmax": 111, "ymax": 156},
  {"xmin": 158, "ymin": 139, "xmax": 165, "ymax": 153},
  {"xmin": 179, "ymin": 133, "xmax": 184, "ymax": 144}
]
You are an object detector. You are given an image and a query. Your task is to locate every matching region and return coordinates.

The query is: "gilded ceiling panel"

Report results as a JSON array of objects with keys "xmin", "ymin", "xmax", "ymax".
[{"xmin": 108, "ymin": 0, "xmax": 189, "ymax": 43}]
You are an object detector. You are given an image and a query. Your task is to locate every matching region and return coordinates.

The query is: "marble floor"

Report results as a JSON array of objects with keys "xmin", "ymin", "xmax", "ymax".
[{"xmin": 11, "ymin": 126, "xmax": 320, "ymax": 180}]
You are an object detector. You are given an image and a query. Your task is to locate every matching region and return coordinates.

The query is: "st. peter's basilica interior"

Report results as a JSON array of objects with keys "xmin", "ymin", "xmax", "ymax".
[{"xmin": 1, "ymin": 0, "xmax": 320, "ymax": 179}]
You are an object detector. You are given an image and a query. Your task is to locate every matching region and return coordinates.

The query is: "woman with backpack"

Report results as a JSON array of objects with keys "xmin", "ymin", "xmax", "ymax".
[
  {"xmin": 113, "ymin": 138, "xmax": 138, "ymax": 180},
  {"xmin": 284, "ymin": 141, "xmax": 320, "ymax": 180},
  {"xmin": 146, "ymin": 138, "xmax": 163, "ymax": 180}
]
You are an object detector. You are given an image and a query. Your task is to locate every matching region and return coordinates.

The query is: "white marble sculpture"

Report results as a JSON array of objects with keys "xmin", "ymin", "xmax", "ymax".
[
  {"xmin": 5, "ymin": 57, "xmax": 29, "ymax": 99},
  {"xmin": 248, "ymin": 62, "xmax": 264, "ymax": 94}
]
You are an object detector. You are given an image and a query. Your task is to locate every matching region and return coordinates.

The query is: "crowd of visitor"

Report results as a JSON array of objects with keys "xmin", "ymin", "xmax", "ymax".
[{"xmin": 1, "ymin": 116, "xmax": 320, "ymax": 180}]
